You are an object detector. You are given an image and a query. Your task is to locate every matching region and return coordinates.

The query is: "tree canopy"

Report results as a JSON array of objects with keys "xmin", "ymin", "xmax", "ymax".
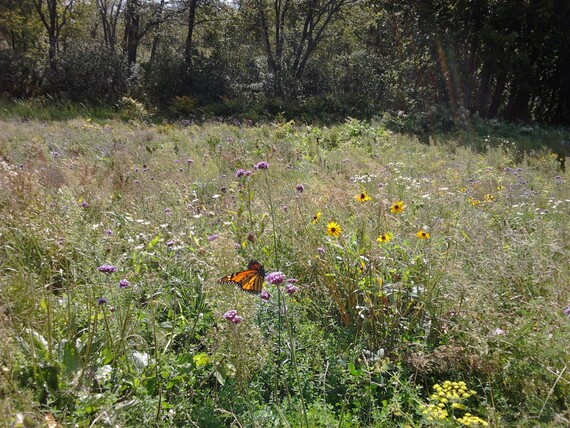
[{"xmin": 1, "ymin": 0, "xmax": 569, "ymax": 124}]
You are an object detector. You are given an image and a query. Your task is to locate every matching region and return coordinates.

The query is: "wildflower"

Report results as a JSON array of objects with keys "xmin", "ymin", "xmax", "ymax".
[
  {"xmin": 105, "ymin": 228, "xmax": 113, "ymax": 235},
  {"xmin": 317, "ymin": 247, "xmax": 326, "ymax": 254},
  {"xmin": 236, "ymin": 169, "xmax": 252, "ymax": 178},
  {"xmin": 327, "ymin": 221, "xmax": 342, "ymax": 238},
  {"xmin": 266, "ymin": 271, "xmax": 285, "ymax": 285},
  {"xmin": 166, "ymin": 240, "xmax": 175, "ymax": 247},
  {"xmin": 312, "ymin": 211, "xmax": 322, "ymax": 224},
  {"xmin": 286, "ymin": 284, "xmax": 299, "ymax": 295},
  {"xmin": 377, "ymin": 232, "xmax": 393, "ymax": 243},
  {"xmin": 497, "ymin": 185, "xmax": 505, "ymax": 190},
  {"xmin": 164, "ymin": 208, "xmax": 172, "ymax": 215},
  {"xmin": 186, "ymin": 159, "xmax": 194, "ymax": 164},
  {"xmin": 295, "ymin": 184, "xmax": 305, "ymax": 193},
  {"xmin": 555, "ymin": 175, "xmax": 564, "ymax": 184},
  {"xmin": 80, "ymin": 200, "xmax": 89, "ymax": 208},
  {"xmin": 484, "ymin": 194, "xmax": 494, "ymax": 202},
  {"xmin": 459, "ymin": 187, "xmax": 467, "ymax": 193},
  {"xmin": 119, "ymin": 279, "xmax": 130, "ymax": 288},
  {"xmin": 208, "ymin": 234, "xmax": 219, "ymax": 242},
  {"xmin": 260, "ymin": 290, "xmax": 271, "ymax": 301},
  {"xmin": 355, "ymin": 192, "xmax": 372, "ymax": 203},
  {"xmin": 564, "ymin": 306, "xmax": 570, "ymax": 318},
  {"xmin": 223, "ymin": 309, "xmax": 238, "ymax": 321},
  {"xmin": 98, "ymin": 264, "xmax": 117, "ymax": 273},
  {"xmin": 390, "ymin": 201, "xmax": 405, "ymax": 214},
  {"xmin": 231, "ymin": 315, "xmax": 243, "ymax": 324},
  {"xmin": 97, "ymin": 297, "xmax": 108, "ymax": 305},
  {"xmin": 254, "ymin": 161, "xmax": 269, "ymax": 170},
  {"xmin": 416, "ymin": 230, "xmax": 430, "ymax": 239}
]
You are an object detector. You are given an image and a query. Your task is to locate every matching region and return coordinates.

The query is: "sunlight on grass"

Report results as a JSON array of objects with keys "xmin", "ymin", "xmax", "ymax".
[{"xmin": 0, "ymin": 117, "xmax": 569, "ymax": 426}]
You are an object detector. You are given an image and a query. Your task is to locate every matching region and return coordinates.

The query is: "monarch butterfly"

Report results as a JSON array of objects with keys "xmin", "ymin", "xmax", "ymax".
[{"xmin": 219, "ymin": 260, "xmax": 265, "ymax": 293}]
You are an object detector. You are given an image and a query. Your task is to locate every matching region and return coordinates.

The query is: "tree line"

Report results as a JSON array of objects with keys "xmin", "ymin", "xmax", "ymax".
[{"xmin": 1, "ymin": 0, "xmax": 569, "ymax": 124}]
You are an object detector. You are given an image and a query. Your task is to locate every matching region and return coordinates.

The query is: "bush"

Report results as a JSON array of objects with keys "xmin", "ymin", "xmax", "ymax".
[{"xmin": 43, "ymin": 43, "xmax": 132, "ymax": 104}]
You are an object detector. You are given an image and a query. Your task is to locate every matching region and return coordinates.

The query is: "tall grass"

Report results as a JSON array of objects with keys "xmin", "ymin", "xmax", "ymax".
[{"xmin": 0, "ymin": 115, "xmax": 568, "ymax": 427}]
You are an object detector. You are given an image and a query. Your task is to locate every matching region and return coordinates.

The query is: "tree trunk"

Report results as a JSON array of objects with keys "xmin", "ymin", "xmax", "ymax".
[{"xmin": 184, "ymin": 0, "xmax": 198, "ymax": 68}]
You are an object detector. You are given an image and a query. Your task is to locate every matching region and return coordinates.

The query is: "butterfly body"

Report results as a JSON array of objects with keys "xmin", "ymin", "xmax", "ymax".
[{"xmin": 219, "ymin": 260, "xmax": 265, "ymax": 293}]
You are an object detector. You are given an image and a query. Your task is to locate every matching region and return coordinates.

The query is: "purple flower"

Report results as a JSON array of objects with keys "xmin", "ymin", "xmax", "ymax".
[
  {"xmin": 164, "ymin": 208, "xmax": 172, "ymax": 215},
  {"xmin": 166, "ymin": 240, "xmax": 175, "ymax": 247},
  {"xmin": 231, "ymin": 315, "xmax": 244, "ymax": 324},
  {"xmin": 98, "ymin": 265, "xmax": 117, "ymax": 273},
  {"xmin": 97, "ymin": 297, "xmax": 108, "ymax": 305},
  {"xmin": 266, "ymin": 271, "xmax": 285, "ymax": 285},
  {"xmin": 223, "ymin": 309, "xmax": 238, "ymax": 320},
  {"xmin": 295, "ymin": 184, "xmax": 305, "ymax": 193},
  {"xmin": 186, "ymin": 159, "xmax": 194, "ymax": 165},
  {"xmin": 564, "ymin": 306, "xmax": 570, "ymax": 318},
  {"xmin": 236, "ymin": 169, "xmax": 252, "ymax": 178},
  {"xmin": 119, "ymin": 279, "xmax": 130, "ymax": 288},
  {"xmin": 317, "ymin": 247, "xmax": 326, "ymax": 254},
  {"xmin": 260, "ymin": 290, "xmax": 271, "ymax": 301},
  {"xmin": 80, "ymin": 200, "xmax": 89, "ymax": 208},
  {"xmin": 208, "ymin": 234, "xmax": 219, "ymax": 242},
  {"xmin": 555, "ymin": 176, "xmax": 564, "ymax": 183},
  {"xmin": 234, "ymin": 243, "xmax": 241, "ymax": 250},
  {"xmin": 105, "ymin": 229, "xmax": 113, "ymax": 236},
  {"xmin": 254, "ymin": 161, "xmax": 269, "ymax": 170},
  {"xmin": 285, "ymin": 285, "xmax": 299, "ymax": 295}
]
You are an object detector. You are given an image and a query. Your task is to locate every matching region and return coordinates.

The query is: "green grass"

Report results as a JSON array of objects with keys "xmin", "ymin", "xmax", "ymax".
[{"xmin": 0, "ymin": 114, "xmax": 569, "ymax": 427}]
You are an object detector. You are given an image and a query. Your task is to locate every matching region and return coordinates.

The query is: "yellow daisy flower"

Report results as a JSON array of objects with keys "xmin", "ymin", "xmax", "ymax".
[
  {"xmin": 484, "ymin": 194, "xmax": 494, "ymax": 202},
  {"xmin": 311, "ymin": 211, "xmax": 322, "ymax": 224},
  {"xmin": 327, "ymin": 221, "xmax": 342, "ymax": 238},
  {"xmin": 497, "ymin": 185, "xmax": 505, "ymax": 190},
  {"xmin": 377, "ymin": 232, "xmax": 393, "ymax": 243},
  {"xmin": 390, "ymin": 201, "xmax": 405, "ymax": 214},
  {"xmin": 416, "ymin": 230, "xmax": 430, "ymax": 239},
  {"xmin": 355, "ymin": 192, "xmax": 372, "ymax": 203}
]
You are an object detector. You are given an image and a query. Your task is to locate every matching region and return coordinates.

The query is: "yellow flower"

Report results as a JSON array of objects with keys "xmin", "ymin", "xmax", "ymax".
[
  {"xmin": 377, "ymin": 232, "xmax": 393, "ymax": 243},
  {"xmin": 355, "ymin": 192, "xmax": 372, "ymax": 203},
  {"xmin": 327, "ymin": 221, "xmax": 342, "ymax": 238},
  {"xmin": 497, "ymin": 185, "xmax": 505, "ymax": 190},
  {"xmin": 390, "ymin": 201, "xmax": 405, "ymax": 214},
  {"xmin": 470, "ymin": 199, "xmax": 481, "ymax": 206},
  {"xmin": 416, "ymin": 230, "xmax": 430, "ymax": 239},
  {"xmin": 460, "ymin": 187, "xmax": 467, "ymax": 192},
  {"xmin": 484, "ymin": 194, "xmax": 494, "ymax": 202},
  {"xmin": 312, "ymin": 211, "xmax": 322, "ymax": 224}
]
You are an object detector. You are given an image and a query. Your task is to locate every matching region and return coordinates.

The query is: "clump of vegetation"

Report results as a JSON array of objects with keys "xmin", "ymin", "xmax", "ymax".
[{"xmin": 0, "ymin": 114, "xmax": 568, "ymax": 426}]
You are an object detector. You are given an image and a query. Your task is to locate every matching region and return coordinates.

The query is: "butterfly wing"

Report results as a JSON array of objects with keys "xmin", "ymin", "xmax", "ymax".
[{"xmin": 219, "ymin": 260, "xmax": 265, "ymax": 294}]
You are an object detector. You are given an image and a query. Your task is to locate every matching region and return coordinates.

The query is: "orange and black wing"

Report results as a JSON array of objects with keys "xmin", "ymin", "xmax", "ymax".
[{"xmin": 219, "ymin": 260, "xmax": 265, "ymax": 294}]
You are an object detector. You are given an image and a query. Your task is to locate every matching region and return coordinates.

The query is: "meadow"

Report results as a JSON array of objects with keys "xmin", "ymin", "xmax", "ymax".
[{"xmin": 0, "ymin": 111, "xmax": 569, "ymax": 427}]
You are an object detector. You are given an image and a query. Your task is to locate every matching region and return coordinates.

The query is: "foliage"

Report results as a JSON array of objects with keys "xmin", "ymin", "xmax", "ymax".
[
  {"xmin": 1, "ymin": 0, "xmax": 569, "ymax": 124},
  {"xmin": 0, "ymin": 114, "xmax": 569, "ymax": 426}
]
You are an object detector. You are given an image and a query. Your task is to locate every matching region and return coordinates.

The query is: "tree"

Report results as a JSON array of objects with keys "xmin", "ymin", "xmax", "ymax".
[{"xmin": 31, "ymin": 0, "xmax": 75, "ymax": 70}]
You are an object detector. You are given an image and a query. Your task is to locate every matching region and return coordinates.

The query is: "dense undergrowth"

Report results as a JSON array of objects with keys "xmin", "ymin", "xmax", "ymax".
[{"xmin": 0, "ymin": 112, "xmax": 568, "ymax": 427}]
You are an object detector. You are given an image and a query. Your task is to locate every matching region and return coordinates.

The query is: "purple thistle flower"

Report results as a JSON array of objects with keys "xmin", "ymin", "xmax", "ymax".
[
  {"xmin": 98, "ymin": 265, "xmax": 117, "ymax": 273},
  {"xmin": 231, "ymin": 315, "xmax": 244, "ymax": 324},
  {"xmin": 208, "ymin": 234, "xmax": 219, "ymax": 242},
  {"xmin": 80, "ymin": 200, "xmax": 89, "ymax": 208},
  {"xmin": 285, "ymin": 284, "xmax": 299, "ymax": 295},
  {"xmin": 317, "ymin": 247, "xmax": 326, "ymax": 254},
  {"xmin": 295, "ymin": 184, "xmax": 305, "ymax": 193},
  {"xmin": 119, "ymin": 279, "xmax": 130, "ymax": 288},
  {"xmin": 97, "ymin": 297, "xmax": 108, "ymax": 305},
  {"xmin": 254, "ymin": 161, "xmax": 269, "ymax": 170},
  {"xmin": 223, "ymin": 309, "xmax": 238, "ymax": 320},
  {"xmin": 564, "ymin": 306, "xmax": 570, "ymax": 318},
  {"xmin": 105, "ymin": 228, "xmax": 113, "ymax": 236},
  {"xmin": 266, "ymin": 271, "xmax": 285, "ymax": 285},
  {"xmin": 186, "ymin": 159, "xmax": 194, "ymax": 164},
  {"xmin": 260, "ymin": 290, "xmax": 271, "ymax": 301}
]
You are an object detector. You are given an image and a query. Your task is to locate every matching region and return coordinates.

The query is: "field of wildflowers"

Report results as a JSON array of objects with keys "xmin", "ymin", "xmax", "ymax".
[{"xmin": 0, "ymin": 115, "xmax": 568, "ymax": 427}]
